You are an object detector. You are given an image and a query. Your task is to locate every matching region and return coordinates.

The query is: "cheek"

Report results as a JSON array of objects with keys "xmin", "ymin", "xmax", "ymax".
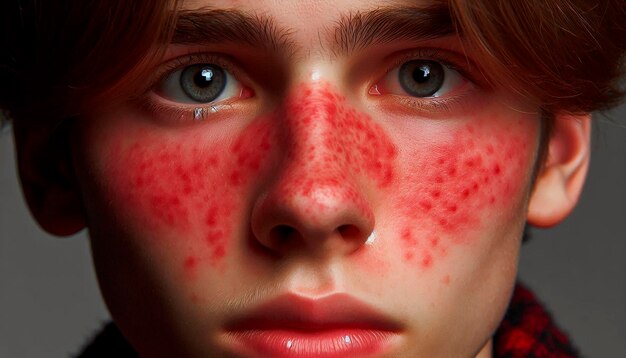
[
  {"xmin": 393, "ymin": 119, "xmax": 537, "ymax": 269},
  {"xmin": 102, "ymin": 119, "xmax": 274, "ymax": 270}
]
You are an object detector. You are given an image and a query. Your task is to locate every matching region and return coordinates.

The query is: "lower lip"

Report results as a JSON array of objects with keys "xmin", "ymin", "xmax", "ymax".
[{"xmin": 225, "ymin": 329, "xmax": 396, "ymax": 357}]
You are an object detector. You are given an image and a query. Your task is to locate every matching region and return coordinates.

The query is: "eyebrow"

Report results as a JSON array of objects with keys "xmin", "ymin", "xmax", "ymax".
[
  {"xmin": 173, "ymin": 8, "xmax": 297, "ymax": 55},
  {"xmin": 330, "ymin": 5, "xmax": 455, "ymax": 55},
  {"xmin": 172, "ymin": 5, "xmax": 454, "ymax": 57}
]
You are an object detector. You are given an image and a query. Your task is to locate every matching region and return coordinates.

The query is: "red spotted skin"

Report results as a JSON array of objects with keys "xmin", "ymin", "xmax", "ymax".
[
  {"xmin": 66, "ymin": 2, "xmax": 550, "ymax": 355},
  {"xmin": 106, "ymin": 117, "xmax": 274, "ymax": 270},
  {"xmin": 395, "ymin": 119, "xmax": 534, "ymax": 269},
  {"xmin": 96, "ymin": 82, "xmax": 537, "ymax": 279}
]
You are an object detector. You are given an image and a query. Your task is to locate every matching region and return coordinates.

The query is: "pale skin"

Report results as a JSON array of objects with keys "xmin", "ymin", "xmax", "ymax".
[{"xmin": 15, "ymin": 0, "xmax": 591, "ymax": 357}]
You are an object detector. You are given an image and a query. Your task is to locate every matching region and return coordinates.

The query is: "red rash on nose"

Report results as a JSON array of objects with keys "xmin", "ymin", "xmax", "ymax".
[
  {"xmin": 255, "ymin": 83, "xmax": 395, "ymax": 275},
  {"xmin": 262, "ymin": 83, "xmax": 396, "ymax": 227},
  {"xmin": 280, "ymin": 83, "xmax": 397, "ymax": 189},
  {"xmin": 398, "ymin": 121, "xmax": 533, "ymax": 269}
]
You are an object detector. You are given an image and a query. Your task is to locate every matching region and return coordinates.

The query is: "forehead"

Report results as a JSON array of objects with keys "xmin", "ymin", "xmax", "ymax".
[
  {"xmin": 182, "ymin": 0, "xmax": 428, "ymax": 19},
  {"xmin": 177, "ymin": 0, "xmax": 454, "ymax": 59}
]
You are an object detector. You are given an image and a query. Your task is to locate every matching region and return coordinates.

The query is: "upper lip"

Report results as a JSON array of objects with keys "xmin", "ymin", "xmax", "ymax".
[{"xmin": 225, "ymin": 293, "xmax": 403, "ymax": 331}]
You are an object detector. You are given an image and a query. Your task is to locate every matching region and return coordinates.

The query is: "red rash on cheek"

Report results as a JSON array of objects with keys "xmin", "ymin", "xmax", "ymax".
[
  {"xmin": 398, "ymin": 121, "xmax": 534, "ymax": 269},
  {"xmin": 183, "ymin": 255, "xmax": 198, "ymax": 280},
  {"xmin": 111, "ymin": 120, "xmax": 274, "ymax": 270}
]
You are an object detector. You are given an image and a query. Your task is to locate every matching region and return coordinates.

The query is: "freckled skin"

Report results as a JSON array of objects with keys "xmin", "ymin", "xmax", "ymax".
[
  {"xmin": 396, "ymin": 119, "xmax": 533, "ymax": 269},
  {"xmin": 110, "ymin": 119, "xmax": 274, "ymax": 267},
  {"xmin": 183, "ymin": 255, "xmax": 199, "ymax": 280},
  {"xmin": 107, "ymin": 82, "xmax": 397, "ymax": 272},
  {"xmin": 104, "ymin": 82, "xmax": 534, "ymax": 276},
  {"xmin": 261, "ymin": 83, "xmax": 396, "ymax": 227},
  {"xmin": 54, "ymin": 0, "xmax": 559, "ymax": 355},
  {"xmin": 287, "ymin": 85, "xmax": 397, "ymax": 190},
  {"xmin": 75, "ymin": 75, "xmax": 540, "ymax": 357}
]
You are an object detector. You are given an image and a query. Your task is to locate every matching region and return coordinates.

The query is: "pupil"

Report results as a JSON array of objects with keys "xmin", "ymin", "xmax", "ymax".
[
  {"xmin": 194, "ymin": 67, "xmax": 214, "ymax": 88},
  {"xmin": 413, "ymin": 65, "xmax": 431, "ymax": 84},
  {"xmin": 180, "ymin": 63, "xmax": 226, "ymax": 102},
  {"xmin": 398, "ymin": 60, "xmax": 444, "ymax": 97}
]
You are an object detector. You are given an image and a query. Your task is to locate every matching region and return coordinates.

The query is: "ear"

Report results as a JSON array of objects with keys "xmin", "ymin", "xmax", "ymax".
[
  {"xmin": 527, "ymin": 113, "xmax": 591, "ymax": 227},
  {"xmin": 12, "ymin": 120, "xmax": 86, "ymax": 236}
]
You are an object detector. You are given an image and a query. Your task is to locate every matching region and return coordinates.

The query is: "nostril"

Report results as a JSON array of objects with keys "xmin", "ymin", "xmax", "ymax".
[
  {"xmin": 337, "ymin": 224, "xmax": 362, "ymax": 241},
  {"xmin": 269, "ymin": 225, "xmax": 299, "ymax": 245}
]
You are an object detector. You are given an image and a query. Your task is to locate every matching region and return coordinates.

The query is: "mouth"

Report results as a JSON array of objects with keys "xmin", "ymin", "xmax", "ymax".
[{"xmin": 222, "ymin": 293, "xmax": 402, "ymax": 357}]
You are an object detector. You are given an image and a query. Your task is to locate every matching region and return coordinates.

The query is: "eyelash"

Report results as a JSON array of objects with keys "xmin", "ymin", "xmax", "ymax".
[
  {"xmin": 147, "ymin": 52, "xmax": 243, "ymax": 92},
  {"xmin": 388, "ymin": 49, "xmax": 473, "ymax": 81}
]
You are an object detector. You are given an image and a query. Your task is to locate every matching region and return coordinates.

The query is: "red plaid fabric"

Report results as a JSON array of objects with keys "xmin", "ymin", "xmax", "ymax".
[{"xmin": 494, "ymin": 283, "xmax": 579, "ymax": 357}]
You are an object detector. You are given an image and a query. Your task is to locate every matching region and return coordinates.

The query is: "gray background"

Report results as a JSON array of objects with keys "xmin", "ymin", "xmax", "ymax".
[{"xmin": 1, "ymin": 104, "xmax": 624, "ymax": 357}]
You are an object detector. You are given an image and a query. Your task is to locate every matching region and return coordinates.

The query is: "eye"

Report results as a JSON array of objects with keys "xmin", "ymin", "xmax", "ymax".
[
  {"xmin": 155, "ymin": 63, "xmax": 242, "ymax": 104},
  {"xmin": 376, "ymin": 59, "xmax": 465, "ymax": 98}
]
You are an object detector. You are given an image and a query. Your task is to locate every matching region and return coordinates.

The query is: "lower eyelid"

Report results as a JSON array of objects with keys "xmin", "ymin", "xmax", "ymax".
[
  {"xmin": 396, "ymin": 92, "xmax": 475, "ymax": 117},
  {"xmin": 147, "ymin": 82, "xmax": 254, "ymax": 117},
  {"xmin": 135, "ymin": 92, "xmax": 249, "ymax": 126}
]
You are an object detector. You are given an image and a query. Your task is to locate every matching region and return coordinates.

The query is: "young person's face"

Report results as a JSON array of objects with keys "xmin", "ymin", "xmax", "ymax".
[{"xmin": 72, "ymin": 0, "xmax": 544, "ymax": 356}]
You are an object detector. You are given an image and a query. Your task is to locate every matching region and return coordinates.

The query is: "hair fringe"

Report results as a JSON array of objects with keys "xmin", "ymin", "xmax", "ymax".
[
  {"xmin": 1, "ymin": 0, "xmax": 624, "ymax": 123},
  {"xmin": 449, "ymin": 0, "xmax": 626, "ymax": 114}
]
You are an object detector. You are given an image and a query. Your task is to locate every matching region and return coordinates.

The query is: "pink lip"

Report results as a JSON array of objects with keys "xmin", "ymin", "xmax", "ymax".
[{"xmin": 223, "ymin": 293, "xmax": 402, "ymax": 357}]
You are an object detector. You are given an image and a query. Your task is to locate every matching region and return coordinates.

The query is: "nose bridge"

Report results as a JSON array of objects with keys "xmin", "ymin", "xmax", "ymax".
[
  {"xmin": 276, "ymin": 81, "xmax": 397, "ymax": 190},
  {"xmin": 275, "ymin": 82, "xmax": 365, "ymax": 226},
  {"xmin": 250, "ymin": 82, "xmax": 378, "ymax": 257},
  {"xmin": 281, "ymin": 83, "xmax": 345, "ymax": 170}
]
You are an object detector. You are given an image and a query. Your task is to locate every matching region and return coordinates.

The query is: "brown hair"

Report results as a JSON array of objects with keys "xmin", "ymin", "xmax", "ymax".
[
  {"xmin": 449, "ymin": 0, "xmax": 626, "ymax": 114},
  {"xmin": 0, "ymin": 0, "xmax": 180, "ymax": 123},
  {"xmin": 0, "ymin": 0, "xmax": 624, "ymax": 124}
]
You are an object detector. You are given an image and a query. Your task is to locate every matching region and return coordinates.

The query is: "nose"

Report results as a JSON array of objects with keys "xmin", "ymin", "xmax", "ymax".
[{"xmin": 251, "ymin": 83, "xmax": 376, "ymax": 258}]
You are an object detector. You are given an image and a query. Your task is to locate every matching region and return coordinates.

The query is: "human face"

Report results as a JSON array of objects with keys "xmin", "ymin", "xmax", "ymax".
[{"xmin": 72, "ymin": 0, "xmax": 542, "ymax": 356}]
